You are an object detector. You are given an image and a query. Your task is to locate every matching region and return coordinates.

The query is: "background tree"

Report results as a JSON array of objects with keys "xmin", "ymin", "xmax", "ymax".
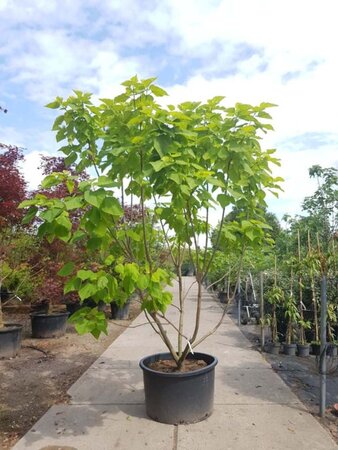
[{"xmin": 0, "ymin": 144, "xmax": 27, "ymax": 228}]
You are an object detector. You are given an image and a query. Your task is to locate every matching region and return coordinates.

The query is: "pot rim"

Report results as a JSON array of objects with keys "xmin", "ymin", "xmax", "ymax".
[
  {"xmin": 0, "ymin": 323, "xmax": 23, "ymax": 333},
  {"xmin": 139, "ymin": 352, "xmax": 218, "ymax": 378},
  {"xmin": 30, "ymin": 312, "xmax": 70, "ymax": 318}
]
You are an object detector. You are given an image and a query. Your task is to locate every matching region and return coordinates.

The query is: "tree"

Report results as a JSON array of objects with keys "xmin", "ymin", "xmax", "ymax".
[
  {"xmin": 27, "ymin": 155, "xmax": 89, "ymax": 308},
  {"xmin": 302, "ymin": 165, "xmax": 338, "ymax": 247},
  {"xmin": 0, "ymin": 144, "xmax": 27, "ymax": 228},
  {"xmin": 22, "ymin": 76, "xmax": 282, "ymax": 367}
]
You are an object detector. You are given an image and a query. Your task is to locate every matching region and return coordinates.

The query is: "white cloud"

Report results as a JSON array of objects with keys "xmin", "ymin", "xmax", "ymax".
[
  {"xmin": 0, "ymin": 0, "xmax": 337, "ymax": 219},
  {"xmin": 20, "ymin": 150, "xmax": 49, "ymax": 190}
]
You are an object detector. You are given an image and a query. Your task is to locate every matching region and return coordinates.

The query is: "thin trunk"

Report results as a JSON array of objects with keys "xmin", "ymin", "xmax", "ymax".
[
  {"xmin": 249, "ymin": 272, "xmax": 257, "ymax": 303},
  {"xmin": 308, "ymin": 231, "xmax": 319, "ymax": 342},
  {"xmin": 227, "ymin": 266, "xmax": 231, "ymax": 299},
  {"xmin": 272, "ymin": 304, "xmax": 277, "ymax": 343},
  {"xmin": 177, "ymin": 244, "xmax": 184, "ymax": 357},
  {"xmin": 0, "ymin": 280, "xmax": 3, "ymax": 328},
  {"xmin": 150, "ymin": 312, "xmax": 179, "ymax": 364},
  {"xmin": 190, "ymin": 278, "xmax": 203, "ymax": 344},
  {"xmin": 272, "ymin": 255, "xmax": 278, "ymax": 343},
  {"xmin": 177, "ymin": 278, "xmax": 203, "ymax": 368},
  {"xmin": 287, "ymin": 268, "xmax": 294, "ymax": 345},
  {"xmin": 298, "ymin": 229, "xmax": 305, "ymax": 344},
  {"xmin": 121, "ymin": 177, "xmax": 124, "ymax": 209},
  {"xmin": 139, "ymin": 150, "xmax": 152, "ymax": 272}
]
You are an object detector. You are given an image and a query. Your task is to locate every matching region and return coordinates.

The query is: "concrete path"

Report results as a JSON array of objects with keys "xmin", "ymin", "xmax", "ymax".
[{"xmin": 13, "ymin": 278, "xmax": 338, "ymax": 449}]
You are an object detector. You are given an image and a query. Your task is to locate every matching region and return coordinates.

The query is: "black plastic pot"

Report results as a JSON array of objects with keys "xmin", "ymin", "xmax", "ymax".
[
  {"xmin": 311, "ymin": 342, "xmax": 321, "ymax": 356},
  {"xmin": 83, "ymin": 299, "xmax": 106, "ymax": 311},
  {"xmin": 65, "ymin": 302, "xmax": 82, "ymax": 316},
  {"xmin": 110, "ymin": 299, "xmax": 131, "ymax": 320},
  {"xmin": 66, "ymin": 299, "xmax": 106, "ymax": 315},
  {"xmin": 297, "ymin": 343, "xmax": 310, "ymax": 357},
  {"xmin": 265, "ymin": 342, "xmax": 281, "ymax": 355},
  {"xmin": 283, "ymin": 343, "xmax": 297, "ymax": 356},
  {"xmin": 0, "ymin": 290, "xmax": 12, "ymax": 302},
  {"xmin": 0, "ymin": 324, "xmax": 23, "ymax": 358},
  {"xmin": 139, "ymin": 352, "xmax": 218, "ymax": 425},
  {"xmin": 327, "ymin": 343, "xmax": 337, "ymax": 357},
  {"xmin": 218, "ymin": 291, "xmax": 228, "ymax": 304},
  {"xmin": 31, "ymin": 312, "xmax": 69, "ymax": 338}
]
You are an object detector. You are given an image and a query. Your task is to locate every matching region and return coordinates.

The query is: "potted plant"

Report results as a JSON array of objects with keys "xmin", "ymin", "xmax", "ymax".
[
  {"xmin": 297, "ymin": 319, "xmax": 311, "ymax": 357},
  {"xmin": 21, "ymin": 76, "xmax": 281, "ymax": 423},
  {"xmin": 0, "ymin": 144, "xmax": 29, "ymax": 357},
  {"xmin": 0, "ymin": 228, "xmax": 38, "ymax": 357},
  {"xmin": 26, "ymin": 156, "xmax": 92, "ymax": 338},
  {"xmin": 304, "ymin": 232, "xmax": 322, "ymax": 355},
  {"xmin": 264, "ymin": 256, "xmax": 284, "ymax": 354},
  {"xmin": 0, "ymin": 264, "xmax": 23, "ymax": 358},
  {"xmin": 327, "ymin": 303, "xmax": 338, "ymax": 357},
  {"xmin": 283, "ymin": 266, "xmax": 300, "ymax": 356},
  {"xmin": 295, "ymin": 229, "xmax": 311, "ymax": 357},
  {"xmin": 29, "ymin": 272, "xmax": 70, "ymax": 338}
]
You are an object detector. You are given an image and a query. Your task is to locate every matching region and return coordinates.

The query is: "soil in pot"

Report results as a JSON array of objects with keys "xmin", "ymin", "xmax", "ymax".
[
  {"xmin": 0, "ymin": 324, "xmax": 23, "ymax": 358},
  {"xmin": 297, "ymin": 343, "xmax": 310, "ymax": 357},
  {"xmin": 140, "ymin": 352, "xmax": 218, "ymax": 425},
  {"xmin": 149, "ymin": 358, "xmax": 207, "ymax": 373},
  {"xmin": 31, "ymin": 312, "xmax": 69, "ymax": 338}
]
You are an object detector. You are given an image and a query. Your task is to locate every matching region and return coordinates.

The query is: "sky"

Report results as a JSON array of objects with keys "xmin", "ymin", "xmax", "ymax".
[{"xmin": 0, "ymin": 0, "xmax": 337, "ymax": 222}]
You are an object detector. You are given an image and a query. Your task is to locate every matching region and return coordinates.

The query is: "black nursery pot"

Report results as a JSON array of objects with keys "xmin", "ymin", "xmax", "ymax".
[
  {"xmin": 139, "ymin": 352, "xmax": 218, "ymax": 425},
  {"xmin": 218, "ymin": 291, "xmax": 228, "ymax": 304},
  {"xmin": 110, "ymin": 299, "xmax": 131, "ymax": 320},
  {"xmin": 283, "ymin": 343, "xmax": 297, "ymax": 356},
  {"xmin": 30, "ymin": 312, "xmax": 69, "ymax": 338},
  {"xmin": 0, "ymin": 324, "xmax": 22, "ymax": 358},
  {"xmin": 311, "ymin": 342, "xmax": 321, "ymax": 356},
  {"xmin": 297, "ymin": 343, "xmax": 310, "ymax": 357},
  {"xmin": 327, "ymin": 343, "xmax": 338, "ymax": 357},
  {"xmin": 265, "ymin": 342, "xmax": 281, "ymax": 355},
  {"xmin": 65, "ymin": 302, "xmax": 82, "ymax": 316}
]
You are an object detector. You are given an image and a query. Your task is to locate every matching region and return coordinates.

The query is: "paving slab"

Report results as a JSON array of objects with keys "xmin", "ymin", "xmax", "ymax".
[
  {"xmin": 13, "ymin": 277, "xmax": 338, "ymax": 450},
  {"xmin": 68, "ymin": 367, "xmax": 144, "ymax": 404},
  {"xmin": 13, "ymin": 404, "xmax": 174, "ymax": 450},
  {"xmin": 214, "ymin": 366, "xmax": 300, "ymax": 405},
  {"xmin": 177, "ymin": 404, "xmax": 337, "ymax": 450}
]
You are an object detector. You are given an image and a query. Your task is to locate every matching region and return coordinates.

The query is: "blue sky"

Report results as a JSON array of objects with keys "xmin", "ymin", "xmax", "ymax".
[{"xmin": 1, "ymin": 0, "xmax": 337, "ymax": 221}]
